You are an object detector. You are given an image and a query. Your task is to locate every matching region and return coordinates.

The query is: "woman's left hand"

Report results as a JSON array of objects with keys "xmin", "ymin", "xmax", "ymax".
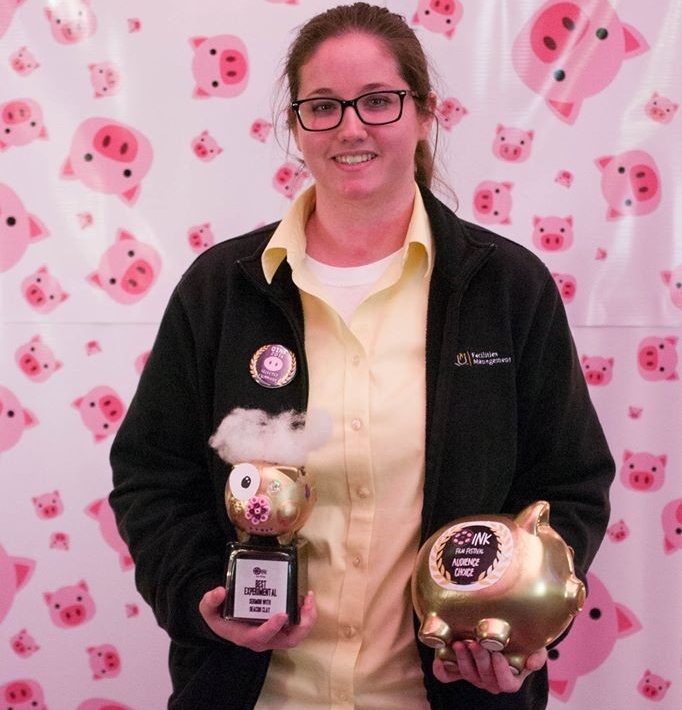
[{"xmin": 432, "ymin": 641, "xmax": 548, "ymax": 694}]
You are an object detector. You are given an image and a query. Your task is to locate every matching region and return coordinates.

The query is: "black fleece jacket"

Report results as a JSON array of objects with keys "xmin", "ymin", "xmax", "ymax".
[{"xmin": 109, "ymin": 186, "xmax": 614, "ymax": 710}]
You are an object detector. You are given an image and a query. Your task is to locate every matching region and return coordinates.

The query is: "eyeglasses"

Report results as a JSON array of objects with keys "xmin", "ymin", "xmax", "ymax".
[{"xmin": 291, "ymin": 89, "xmax": 418, "ymax": 132}]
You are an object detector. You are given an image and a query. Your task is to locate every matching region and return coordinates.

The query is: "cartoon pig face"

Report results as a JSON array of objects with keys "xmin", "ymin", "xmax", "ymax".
[
  {"xmin": 9, "ymin": 46, "xmax": 40, "ymax": 76},
  {"xmin": 76, "ymin": 699, "xmax": 135, "ymax": 710},
  {"xmin": 512, "ymin": 0, "xmax": 649, "ymax": 124},
  {"xmin": 273, "ymin": 162, "xmax": 309, "ymax": 200},
  {"xmin": 44, "ymin": 0, "xmax": 97, "ymax": 44},
  {"xmin": 493, "ymin": 125, "xmax": 534, "ymax": 162},
  {"xmin": 637, "ymin": 670, "xmax": 671, "ymax": 701},
  {"xmin": 250, "ymin": 119, "xmax": 272, "ymax": 143},
  {"xmin": 606, "ymin": 519, "xmax": 629, "ymax": 543},
  {"xmin": 0, "ymin": 385, "xmax": 37, "ymax": 453},
  {"xmin": 0, "ymin": 679, "xmax": 46, "ymax": 710},
  {"xmin": 581, "ymin": 355, "xmax": 614, "ymax": 385},
  {"xmin": 15, "ymin": 335, "xmax": 62, "ymax": 382},
  {"xmin": 0, "ymin": 544, "xmax": 35, "ymax": 624},
  {"xmin": 87, "ymin": 643, "xmax": 122, "ymax": 679},
  {"xmin": 595, "ymin": 149, "xmax": 661, "ymax": 220},
  {"xmin": 187, "ymin": 222, "xmax": 214, "ymax": 253},
  {"xmin": 89, "ymin": 61, "xmax": 121, "ymax": 98},
  {"xmin": 645, "ymin": 92, "xmax": 678, "ymax": 124},
  {"xmin": 436, "ymin": 97, "xmax": 468, "ymax": 130},
  {"xmin": 661, "ymin": 498, "xmax": 682, "ymax": 554},
  {"xmin": 32, "ymin": 490, "xmax": 64, "ymax": 519},
  {"xmin": 191, "ymin": 130, "xmax": 223, "ymax": 161},
  {"xmin": 619, "ymin": 451, "xmax": 666, "ymax": 492},
  {"xmin": 190, "ymin": 34, "xmax": 249, "ymax": 98},
  {"xmin": 21, "ymin": 266, "xmax": 68, "ymax": 313},
  {"xmin": 85, "ymin": 499, "xmax": 133, "ymax": 570},
  {"xmin": 49, "ymin": 531, "xmax": 69, "ymax": 550},
  {"xmin": 532, "ymin": 215, "xmax": 573, "ymax": 252},
  {"xmin": 637, "ymin": 336, "xmax": 679, "ymax": 381},
  {"xmin": 87, "ymin": 229, "xmax": 161, "ymax": 304},
  {"xmin": 0, "ymin": 183, "xmax": 49, "ymax": 273},
  {"xmin": 552, "ymin": 272, "xmax": 577, "ymax": 303},
  {"xmin": 10, "ymin": 629, "xmax": 40, "ymax": 658},
  {"xmin": 547, "ymin": 572, "xmax": 641, "ymax": 700},
  {"xmin": 412, "ymin": 0, "xmax": 464, "ymax": 39},
  {"xmin": 73, "ymin": 386, "xmax": 125, "ymax": 442},
  {"xmin": 61, "ymin": 117, "xmax": 153, "ymax": 205},
  {"xmin": 661, "ymin": 264, "xmax": 682, "ymax": 309},
  {"xmin": 0, "ymin": 98, "xmax": 47, "ymax": 151},
  {"xmin": 44, "ymin": 580, "xmax": 95, "ymax": 628},
  {"xmin": 472, "ymin": 181, "xmax": 513, "ymax": 225}
]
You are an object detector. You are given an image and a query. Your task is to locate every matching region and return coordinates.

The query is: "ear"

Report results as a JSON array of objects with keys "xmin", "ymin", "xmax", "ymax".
[{"xmin": 418, "ymin": 91, "xmax": 438, "ymax": 138}]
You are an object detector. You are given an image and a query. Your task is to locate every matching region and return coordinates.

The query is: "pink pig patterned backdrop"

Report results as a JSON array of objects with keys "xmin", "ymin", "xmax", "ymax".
[{"xmin": 0, "ymin": 0, "xmax": 680, "ymax": 708}]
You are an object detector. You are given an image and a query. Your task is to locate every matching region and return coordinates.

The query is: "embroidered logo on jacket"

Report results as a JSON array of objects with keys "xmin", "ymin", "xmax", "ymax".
[{"xmin": 455, "ymin": 351, "xmax": 512, "ymax": 367}]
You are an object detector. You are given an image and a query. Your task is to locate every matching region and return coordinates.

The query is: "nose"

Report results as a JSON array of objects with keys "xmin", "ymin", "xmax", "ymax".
[{"xmin": 337, "ymin": 104, "xmax": 368, "ymax": 139}]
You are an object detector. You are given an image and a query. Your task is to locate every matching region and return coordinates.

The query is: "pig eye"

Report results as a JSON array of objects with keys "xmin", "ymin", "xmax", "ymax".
[
  {"xmin": 229, "ymin": 463, "xmax": 260, "ymax": 501},
  {"xmin": 6, "ymin": 216, "xmax": 16, "ymax": 226},
  {"xmin": 596, "ymin": 28, "xmax": 608, "ymax": 40},
  {"xmin": 588, "ymin": 607, "xmax": 602, "ymax": 620},
  {"xmin": 123, "ymin": 169, "xmax": 132, "ymax": 178},
  {"xmin": 84, "ymin": 153, "xmax": 93, "ymax": 162}
]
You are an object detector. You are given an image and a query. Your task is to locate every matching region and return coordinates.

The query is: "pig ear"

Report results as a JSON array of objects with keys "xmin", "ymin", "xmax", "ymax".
[
  {"xmin": 60, "ymin": 158, "xmax": 76, "ymax": 179},
  {"xmin": 193, "ymin": 86, "xmax": 210, "ymax": 99},
  {"xmin": 606, "ymin": 206, "xmax": 622, "ymax": 221},
  {"xmin": 23, "ymin": 408, "xmax": 38, "ymax": 427},
  {"xmin": 621, "ymin": 23, "xmax": 649, "ymax": 58},
  {"xmin": 189, "ymin": 36, "xmax": 207, "ymax": 49},
  {"xmin": 119, "ymin": 185, "xmax": 140, "ymax": 205},
  {"xmin": 595, "ymin": 155, "xmax": 613, "ymax": 171},
  {"xmin": 515, "ymin": 500, "xmax": 550, "ymax": 533},
  {"xmin": 13, "ymin": 557, "xmax": 36, "ymax": 591},
  {"xmin": 615, "ymin": 602, "xmax": 642, "ymax": 638},
  {"xmin": 73, "ymin": 396, "xmax": 84, "ymax": 408},
  {"xmin": 549, "ymin": 678, "xmax": 576, "ymax": 702},
  {"xmin": 28, "ymin": 214, "xmax": 49, "ymax": 241},
  {"xmin": 661, "ymin": 271, "xmax": 671, "ymax": 285},
  {"xmin": 87, "ymin": 272, "xmax": 103, "ymax": 290},
  {"xmin": 547, "ymin": 98, "xmax": 581, "ymax": 125},
  {"xmin": 85, "ymin": 499, "xmax": 104, "ymax": 517},
  {"xmin": 116, "ymin": 229, "xmax": 136, "ymax": 241}
]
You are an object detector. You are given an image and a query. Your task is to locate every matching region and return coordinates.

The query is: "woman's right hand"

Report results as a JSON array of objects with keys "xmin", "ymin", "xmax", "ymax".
[{"xmin": 199, "ymin": 586, "xmax": 317, "ymax": 652}]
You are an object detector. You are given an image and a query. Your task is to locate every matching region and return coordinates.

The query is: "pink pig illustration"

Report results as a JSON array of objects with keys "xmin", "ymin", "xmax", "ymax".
[
  {"xmin": 32, "ymin": 490, "xmax": 64, "ymax": 519},
  {"xmin": 551, "ymin": 273, "xmax": 577, "ymax": 304},
  {"xmin": 581, "ymin": 355, "xmax": 614, "ymax": 386},
  {"xmin": 191, "ymin": 130, "xmax": 223, "ymax": 161},
  {"xmin": 436, "ymin": 97, "xmax": 467, "ymax": 130},
  {"xmin": 606, "ymin": 519, "xmax": 629, "ymax": 543},
  {"xmin": 87, "ymin": 643, "xmax": 122, "ymax": 680},
  {"xmin": 85, "ymin": 498, "xmax": 133, "ymax": 570},
  {"xmin": 0, "ymin": 183, "xmax": 49, "ymax": 273},
  {"xmin": 44, "ymin": 0, "xmax": 97, "ymax": 44},
  {"xmin": 9, "ymin": 46, "xmax": 40, "ymax": 76},
  {"xmin": 412, "ymin": 0, "xmax": 463, "ymax": 40},
  {"xmin": 190, "ymin": 34, "xmax": 249, "ymax": 99},
  {"xmin": 472, "ymin": 181, "xmax": 513, "ymax": 225},
  {"xmin": 637, "ymin": 335, "xmax": 679, "ymax": 381},
  {"xmin": 21, "ymin": 265, "xmax": 69, "ymax": 313},
  {"xmin": 0, "ymin": 385, "xmax": 37, "ymax": 454},
  {"xmin": 44, "ymin": 580, "xmax": 96, "ymax": 628},
  {"xmin": 619, "ymin": 450, "xmax": 666, "ymax": 492},
  {"xmin": 188, "ymin": 222, "xmax": 214, "ymax": 253},
  {"xmin": 273, "ymin": 162, "xmax": 310, "ymax": 200},
  {"xmin": 532, "ymin": 215, "xmax": 573, "ymax": 252},
  {"xmin": 87, "ymin": 229, "xmax": 161, "ymax": 305},
  {"xmin": 0, "ymin": 98, "xmax": 48, "ymax": 151},
  {"xmin": 492, "ymin": 124, "xmax": 534, "ymax": 162},
  {"xmin": 10, "ymin": 629, "xmax": 40, "ymax": 658},
  {"xmin": 645, "ymin": 92, "xmax": 678, "ymax": 124},
  {"xmin": 61, "ymin": 117, "xmax": 153, "ymax": 205},
  {"xmin": 49, "ymin": 531, "xmax": 70, "ymax": 550},
  {"xmin": 89, "ymin": 61, "xmax": 122, "ymax": 98},
  {"xmin": 547, "ymin": 572, "xmax": 641, "ymax": 700},
  {"xmin": 0, "ymin": 544, "xmax": 35, "ymax": 624},
  {"xmin": 0, "ymin": 0, "xmax": 28, "ymax": 40},
  {"xmin": 72, "ymin": 386, "xmax": 126, "ymax": 442},
  {"xmin": 595, "ymin": 149, "xmax": 661, "ymax": 220},
  {"xmin": 637, "ymin": 669, "xmax": 671, "ymax": 702},
  {"xmin": 76, "ymin": 699, "xmax": 136, "ymax": 710},
  {"xmin": 0, "ymin": 679, "xmax": 46, "ymax": 710},
  {"xmin": 250, "ymin": 119, "xmax": 273, "ymax": 143},
  {"xmin": 15, "ymin": 335, "xmax": 62, "ymax": 382},
  {"xmin": 661, "ymin": 264, "xmax": 682, "ymax": 309},
  {"xmin": 512, "ymin": 0, "xmax": 648, "ymax": 124},
  {"xmin": 661, "ymin": 498, "xmax": 682, "ymax": 554}
]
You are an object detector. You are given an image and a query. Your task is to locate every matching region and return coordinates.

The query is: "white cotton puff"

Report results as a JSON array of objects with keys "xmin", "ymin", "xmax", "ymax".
[{"xmin": 209, "ymin": 407, "xmax": 332, "ymax": 466}]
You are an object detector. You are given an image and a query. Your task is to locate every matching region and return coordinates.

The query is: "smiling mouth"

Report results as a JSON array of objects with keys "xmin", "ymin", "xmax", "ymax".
[{"xmin": 334, "ymin": 153, "xmax": 376, "ymax": 165}]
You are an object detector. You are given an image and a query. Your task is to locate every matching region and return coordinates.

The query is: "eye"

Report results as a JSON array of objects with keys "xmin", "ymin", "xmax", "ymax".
[{"xmin": 229, "ymin": 463, "xmax": 260, "ymax": 500}]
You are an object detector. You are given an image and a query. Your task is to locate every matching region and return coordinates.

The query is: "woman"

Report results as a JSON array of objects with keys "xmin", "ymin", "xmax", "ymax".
[{"xmin": 109, "ymin": 4, "xmax": 614, "ymax": 709}]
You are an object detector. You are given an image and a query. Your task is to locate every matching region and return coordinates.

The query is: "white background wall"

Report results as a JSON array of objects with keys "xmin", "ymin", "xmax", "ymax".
[{"xmin": 0, "ymin": 1, "xmax": 680, "ymax": 708}]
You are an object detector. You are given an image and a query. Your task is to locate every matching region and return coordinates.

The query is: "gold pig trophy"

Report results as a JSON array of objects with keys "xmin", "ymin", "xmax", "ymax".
[
  {"xmin": 411, "ymin": 501, "xmax": 585, "ymax": 675},
  {"xmin": 210, "ymin": 408, "xmax": 330, "ymax": 625}
]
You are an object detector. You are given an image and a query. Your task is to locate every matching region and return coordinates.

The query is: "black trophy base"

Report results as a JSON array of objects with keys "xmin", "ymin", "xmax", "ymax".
[{"xmin": 223, "ymin": 537, "xmax": 307, "ymax": 625}]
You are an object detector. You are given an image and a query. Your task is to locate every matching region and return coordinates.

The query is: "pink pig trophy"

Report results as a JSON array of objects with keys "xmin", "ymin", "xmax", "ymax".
[
  {"xmin": 411, "ymin": 501, "xmax": 585, "ymax": 675},
  {"xmin": 210, "ymin": 407, "xmax": 330, "ymax": 625}
]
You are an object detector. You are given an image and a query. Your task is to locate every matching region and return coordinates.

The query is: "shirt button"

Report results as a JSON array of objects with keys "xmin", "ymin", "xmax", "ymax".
[
  {"xmin": 351, "ymin": 354, "xmax": 361, "ymax": 366},
  {"xmin": 344, "ymin": 625, "xmax": 356, "ymax": 638},
  {"xmin": 351, "ymin": 418, "xmax": 362, "ymax": 431},
  {"xmin": 357, "ymin": 486, "xmax": 370, "ymax": 499},
  {"xmin": 352, "ymin": 556, "xmax": 362, "ymax": 567}
]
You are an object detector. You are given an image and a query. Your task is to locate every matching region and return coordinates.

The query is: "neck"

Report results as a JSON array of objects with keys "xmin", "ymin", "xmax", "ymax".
[{"xmin": 305, "ymin": 186, "xmax": 416, "ymax": 267}]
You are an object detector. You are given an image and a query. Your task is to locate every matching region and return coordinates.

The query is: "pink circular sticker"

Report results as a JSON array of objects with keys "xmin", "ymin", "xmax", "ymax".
[{"xmin": 250, "ymin": 344, "xmax": 296, "ymax": 388}]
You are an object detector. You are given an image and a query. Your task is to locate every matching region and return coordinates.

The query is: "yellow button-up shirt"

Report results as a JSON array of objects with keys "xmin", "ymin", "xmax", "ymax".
[{"xmin": 257, "ymin": 185, "xmax": 433, "ymax": 710}]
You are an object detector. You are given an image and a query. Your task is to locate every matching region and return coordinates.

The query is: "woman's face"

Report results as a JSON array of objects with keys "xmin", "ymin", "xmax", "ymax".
[{"xmin": 292, "ymin": 32, "xmax": 433, "ymax": 205}]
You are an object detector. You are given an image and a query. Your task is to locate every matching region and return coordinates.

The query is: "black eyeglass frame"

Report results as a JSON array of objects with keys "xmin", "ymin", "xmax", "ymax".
[{"xmin": 290, "ymin": 89, "xmax": 420, "ymax": 132}]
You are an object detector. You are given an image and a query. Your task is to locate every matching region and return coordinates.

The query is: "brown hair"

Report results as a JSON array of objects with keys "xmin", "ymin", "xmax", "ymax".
[{"xmin": 280, "ymin": 2, "xmax": 437, "ymax": 188}]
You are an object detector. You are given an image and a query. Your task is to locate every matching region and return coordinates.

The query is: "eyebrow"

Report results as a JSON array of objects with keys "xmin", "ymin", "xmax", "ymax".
[{"xmin": 301, "ymin": 82, "xmax": 395, "ymax": 99}]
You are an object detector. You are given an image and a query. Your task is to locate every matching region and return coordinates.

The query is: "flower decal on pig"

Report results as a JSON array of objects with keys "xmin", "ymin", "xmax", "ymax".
[
  {"xmin": 512, "ymin": 0, "xmax": 648, "ymax": 124},
  {"xmin": 190, "ymin": 34, "xmax": 249, "ymax": 98},
  {"xmin": 0, "ymin": 385, "xmax": 37, "ymax": 454},
  {"xmin": 412, "ymin": 0, "xmax": 464, "ymax": 40},
  {"xmin": 61, "ymin": 117, "xmax": 153, "ymax": 206},
  {"xmin": 595, "ymin": 149, "xmax": 661, "ymax": 220},
  {"xmin": 87, "ymin": 229, "xmax": 161, "ymax": 304},
  {"xmin": 0, "ymin": 98, "xmax": 48, "ymax": 151},
  {"xmin": 44, "ymin": 580, "xmax": 96, "ymax": 629},
  {"xmin": 72, "ymin": 386, "xmax": 126, "ymax": 442},
  {"xmin": 0, "ymin": 543, "xmax": 35, "ymax": 624},
  {"xmin": 44, "ymin": 0, "xmax": 97, "ymax": 44},
  {"xmin": 411, "ymin": 501, "xmax": 585, "ymax": 675},
  {"xmin": 0, "ymin": 183, "xmax": 49, "ymax": 273}
]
